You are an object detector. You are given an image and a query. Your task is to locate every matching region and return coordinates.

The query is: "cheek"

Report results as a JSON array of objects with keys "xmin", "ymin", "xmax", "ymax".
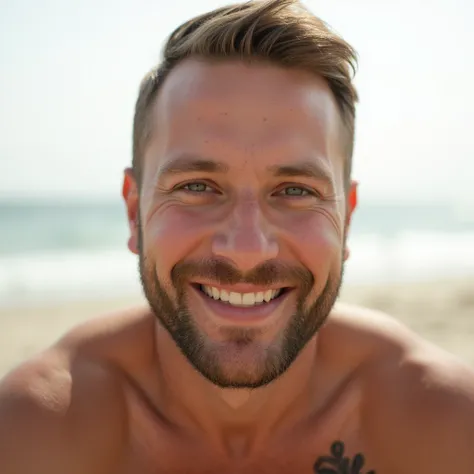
[
  {"xmin": 142, "ymin": 205, "xmax": 219, "ymax": 268},
  {"xmin": 283, "ymin": 211, "xmax": 344, "ymax": 271}
]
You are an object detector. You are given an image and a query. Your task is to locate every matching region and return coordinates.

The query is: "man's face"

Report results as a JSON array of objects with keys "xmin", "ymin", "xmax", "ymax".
[{"xmin": 124, "ymin": 59, "xmax": 357, "ymax": 389}]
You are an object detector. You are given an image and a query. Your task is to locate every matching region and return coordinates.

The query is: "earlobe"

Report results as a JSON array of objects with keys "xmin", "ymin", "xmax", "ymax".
[
  {"xmin": 343, "ymin": 180, "xmax": 358, "ymax": 262},
  {"xmin": 343, "ymin": 246, "xmax": 350, "ymax": 261},
  {"xmin": 346, "ymin": 180, "xmax": 358, "ymax": 225},
  {"xmin": 348, "ymin": 180, "xmax": 358, "ymax": 214},
  {"xmin": 123, "ymin": 168, "xmax": 140, "ymax": 255},
  {"xmin": 128, "ymin": 235, "xmax": 139, "ymax": 254}
]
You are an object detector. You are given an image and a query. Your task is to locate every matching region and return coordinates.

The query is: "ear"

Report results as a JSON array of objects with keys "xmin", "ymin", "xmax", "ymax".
[
  {"xmin": 122, "ymin": 168, "xmax": 139, "ymax": 255},
  {"xmin": 343, "ymin": 180, "xmax": 358, "ymax": 261}
]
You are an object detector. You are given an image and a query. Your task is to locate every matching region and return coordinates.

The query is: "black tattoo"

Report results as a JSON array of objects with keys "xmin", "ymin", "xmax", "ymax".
[{"xmin": 314, "ymin": 441, "xmax": 375, "ymax": 474}]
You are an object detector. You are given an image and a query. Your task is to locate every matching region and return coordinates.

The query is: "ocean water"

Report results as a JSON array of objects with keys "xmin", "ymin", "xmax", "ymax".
[{"xmin": 1, "ymin": 199, "xmax": 473, "ymax": 308}]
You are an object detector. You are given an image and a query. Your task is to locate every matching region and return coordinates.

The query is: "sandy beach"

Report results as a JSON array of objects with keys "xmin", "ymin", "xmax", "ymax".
[{"xmin": 1, "ymin": 278, "xmax": 473, "ymax": 377}]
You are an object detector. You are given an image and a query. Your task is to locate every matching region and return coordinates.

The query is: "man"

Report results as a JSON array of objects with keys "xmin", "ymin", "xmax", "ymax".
[{"xmin": 1, "ymin": 0, "xmax": 474, "ymax": 472}]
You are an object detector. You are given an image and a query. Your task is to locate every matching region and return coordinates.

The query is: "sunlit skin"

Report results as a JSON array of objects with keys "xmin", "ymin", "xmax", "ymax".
[
  {"xmin": 123, "ymin": 58, "xmax": 357, "ymax": 408},
  {"xmin": 2, "ymin": 58, "xmax": 474, "ymax": 474}
]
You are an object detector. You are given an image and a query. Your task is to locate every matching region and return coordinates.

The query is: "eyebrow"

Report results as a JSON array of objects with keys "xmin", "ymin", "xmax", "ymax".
[
  {"xmin": 268, "ymin": 161, "xmax": 334, "ymax": 185},
  {"xmin": 157, "ymin": 155, "xmax": 229, "ymax": 178},
  {"xmin": 157, "ymin": 154, "xmax": 334, "ymax": 186}
]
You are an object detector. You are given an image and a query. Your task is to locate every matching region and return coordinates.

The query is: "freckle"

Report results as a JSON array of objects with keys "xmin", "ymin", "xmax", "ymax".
[
  {"xmin": 262, "ymin": 117, "xmax": 268, "ymax": 122},
  {"xmin": 196, "ymin": 117, "xmax": 202, "ymax": 122},
  {"xmin": 220, "ymin": 111, "xmax": 228, "ymax": 116}
]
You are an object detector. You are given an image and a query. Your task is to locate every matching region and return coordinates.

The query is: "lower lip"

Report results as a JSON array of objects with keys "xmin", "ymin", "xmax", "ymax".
[{"xmin": 192, "ymin": 285, "xmax": 290, "ymax": 326}]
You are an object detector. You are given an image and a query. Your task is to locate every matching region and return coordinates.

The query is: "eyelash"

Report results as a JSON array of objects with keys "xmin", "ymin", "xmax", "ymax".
[
  {"xmin": 275, "ymin": 185, "xmax": 317, "ymax": 198},
  {"xmin": 181, "ymin": 182, "xmax": 218, "ymax": 194},
  {"xmin": 176, "ymin": 181, "xmax": 320, "ymax": 200}
]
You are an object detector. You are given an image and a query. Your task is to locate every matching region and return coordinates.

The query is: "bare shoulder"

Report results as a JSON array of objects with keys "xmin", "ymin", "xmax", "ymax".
[
  {"xmin": 320, "ymin": 302, "xmax": 422, "ymax": 366},
  {"xmin": 327, "ymin": 302, "xmax": 419, "ymax": 343},
  {"xmin": 365, "ymin": 350, "xmax": 474, "ymax": 473},
  {"xmin": 0, "ymin": 306, "xmax": 152, "ymax": 474},
  {"xmin": 326, "ymin": 303, "xmax": 474, "ymax": 472},
  {"xmin": 333, "ymin": 304, "xmax": 474, "ymax": 473}
]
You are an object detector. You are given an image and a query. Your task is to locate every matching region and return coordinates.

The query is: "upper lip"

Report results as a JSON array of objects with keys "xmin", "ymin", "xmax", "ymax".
[{"xmin": 193, "ymin": 282, "xmax": 291, "ymax": 293}]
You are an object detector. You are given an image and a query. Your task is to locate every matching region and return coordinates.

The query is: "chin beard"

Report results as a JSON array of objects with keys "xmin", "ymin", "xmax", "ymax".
[{"xmin": 138, "ymin": 250, "xmax": 344, "ymax": 389}]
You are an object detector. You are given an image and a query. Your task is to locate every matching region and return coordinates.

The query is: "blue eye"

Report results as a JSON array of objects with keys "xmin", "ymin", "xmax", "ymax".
[
  {"xmin": 281, "ymin": 186, "xmax": 310, "ymax": 197},
  {"xmin": 184, "ymin": 182, "xmax": 212, "ymax": 193}
]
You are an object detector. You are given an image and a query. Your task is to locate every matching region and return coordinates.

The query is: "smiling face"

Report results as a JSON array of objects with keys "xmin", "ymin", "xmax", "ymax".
[{"xmin": 124, "ymin": 59, "xmax": 357, "ymax": 389}]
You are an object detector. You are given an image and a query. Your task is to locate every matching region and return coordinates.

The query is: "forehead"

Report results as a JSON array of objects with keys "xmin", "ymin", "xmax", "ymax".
[{"xmin": 148, "ymin": 59, "xmax": 344, "ymax": 170}]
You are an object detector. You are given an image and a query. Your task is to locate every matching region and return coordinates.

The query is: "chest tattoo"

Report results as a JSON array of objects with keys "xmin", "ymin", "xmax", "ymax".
[{"xmin": 313, "ymin": 440, "xmax": 376, "ymax": 474}]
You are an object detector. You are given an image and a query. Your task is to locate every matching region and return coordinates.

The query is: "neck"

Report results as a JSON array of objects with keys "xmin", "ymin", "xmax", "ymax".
[{"xmin": 153, "ymin": 322, "xmax": 322, "ymax": 452}]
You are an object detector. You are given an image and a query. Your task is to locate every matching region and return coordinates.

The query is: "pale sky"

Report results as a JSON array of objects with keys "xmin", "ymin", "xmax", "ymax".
[{"xmin": 1, "ymin": 0, "xmax": 473, "ymax": 204}]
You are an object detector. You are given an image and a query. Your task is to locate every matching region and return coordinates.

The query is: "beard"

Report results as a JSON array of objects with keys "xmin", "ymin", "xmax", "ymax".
[{"xmin": 138, "ymin": 228, "xmax": 344, "ymax": 389}]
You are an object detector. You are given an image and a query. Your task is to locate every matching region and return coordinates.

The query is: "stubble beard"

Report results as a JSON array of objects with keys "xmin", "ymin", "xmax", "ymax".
[{"xmin": 137, "ymin": 226, "xmax": 345, "ymax": 389}]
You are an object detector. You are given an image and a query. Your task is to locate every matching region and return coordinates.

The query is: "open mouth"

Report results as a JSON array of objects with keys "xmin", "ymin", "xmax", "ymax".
[{"xmin": 196, "ymin": 284, "xmax": 289, "ymax": 307}]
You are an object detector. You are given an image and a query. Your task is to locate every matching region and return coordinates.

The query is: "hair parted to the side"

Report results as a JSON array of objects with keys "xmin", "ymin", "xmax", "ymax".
[{"xmin": 132, "ymin": 0, "xmax": 359, "ymax": 187}]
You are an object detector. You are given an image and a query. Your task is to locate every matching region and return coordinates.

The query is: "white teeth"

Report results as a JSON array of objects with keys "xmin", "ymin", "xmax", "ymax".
[
  {"xmin": 220, "ymin": 289, "xmax": 230, "ymax": 302},
  {"xmin": 229, "ymin": 292, "xmax": 242, "ymax": 305},
  {"xmin": 201, "ymin": 286, "xmax": 282, "ymax": 307},
  {"xmin": 242, "ymin": 293, "xmax": 256, "ymax": 305},
  {"xmin": 263, "ymin": 290, "xmax": 273, "ymax": 302}
]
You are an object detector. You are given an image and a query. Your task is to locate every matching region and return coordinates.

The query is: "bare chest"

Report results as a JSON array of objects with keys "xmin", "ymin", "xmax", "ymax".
[
  {"xmin": 118, "ymin": 435, "xmax": 376, "ymax": 474},
  {"xmin": 115, "ymin": 374, "xmax": 376, "ymax": 474},
  {"xmin": 115, "ymin": 402, "xmax": 375, "ymax": 474},
  {"xmin": 114, "ymin": 441, "xmax": 375, "ymax": 474}
]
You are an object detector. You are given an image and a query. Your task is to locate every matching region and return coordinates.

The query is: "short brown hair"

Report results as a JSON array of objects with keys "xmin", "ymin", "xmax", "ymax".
[{"xmin": 132, "ymin": 0, "xmax": 358, "ymax": 186}]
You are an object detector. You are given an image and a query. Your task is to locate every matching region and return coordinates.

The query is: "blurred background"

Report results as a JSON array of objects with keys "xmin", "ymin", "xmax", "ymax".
[{"xmin": 1, "ymin": 0, "xmax": 473, "ymax": 375}]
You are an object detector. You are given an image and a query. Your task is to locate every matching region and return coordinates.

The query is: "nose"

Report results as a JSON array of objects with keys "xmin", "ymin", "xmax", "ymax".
[{"xmin": 212, "ymin": 198, "xmax": 279, "ymax": 272}]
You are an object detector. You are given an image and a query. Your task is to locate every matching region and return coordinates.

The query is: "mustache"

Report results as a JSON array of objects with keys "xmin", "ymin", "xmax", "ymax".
[{"xmin": 171, "ymin": 258, "xmax": 314, "ymax": 291}]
